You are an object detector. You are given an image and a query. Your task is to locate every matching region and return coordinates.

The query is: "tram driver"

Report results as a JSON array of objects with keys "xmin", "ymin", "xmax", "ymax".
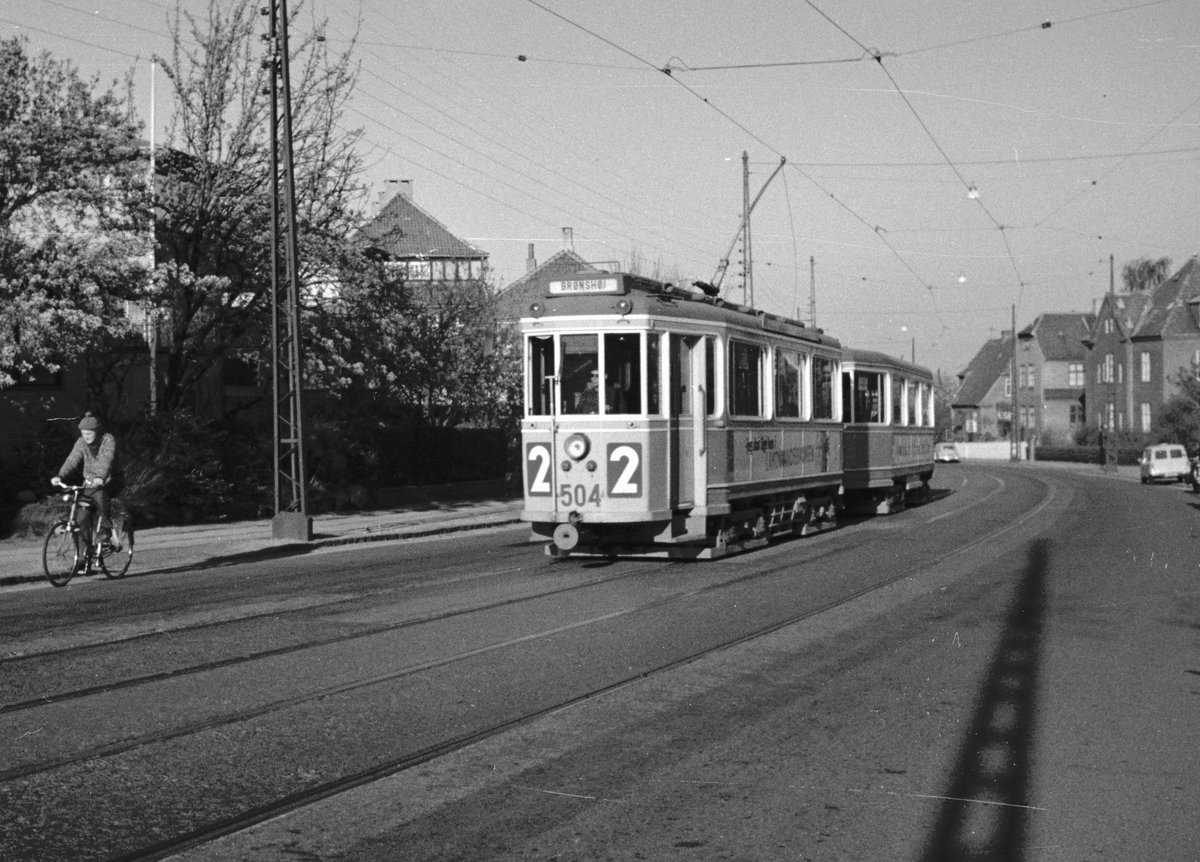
[{"xmin": 574, "ymin": 367, "xmax": 626, "ymax": 414}]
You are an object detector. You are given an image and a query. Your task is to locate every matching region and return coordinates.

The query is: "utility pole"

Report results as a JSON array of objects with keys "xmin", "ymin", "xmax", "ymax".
[
  {"xmin": 1104, "ymin": 254, "xmax": 1118, "ymax": 472},
  {"xmin": 147, "ymin": 60, "xmax": 157, "ymax": 414},
  {"xmin": 742, "ymin": 151, "xmax": 752, "ymax": 307},
  {"xmin": 265, "ymin": 0, "xmax": 311, "ymax": 540},
  {"xmin": 809, "ymin": 256, "xmax": 816, "ymax": 328},
  {"xmin": 1011, "ymin": 304, "xmax": 1021, "ymax": 461}
]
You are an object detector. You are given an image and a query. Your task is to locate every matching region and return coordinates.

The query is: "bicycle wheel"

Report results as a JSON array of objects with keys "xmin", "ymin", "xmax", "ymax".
[
  {"xmin": 43, "ymin": 521, "xmax": 81, "ymax": 587},
  {"xmin": 100, "ymin": 521, "xmax": 134, "ymax": 579}
]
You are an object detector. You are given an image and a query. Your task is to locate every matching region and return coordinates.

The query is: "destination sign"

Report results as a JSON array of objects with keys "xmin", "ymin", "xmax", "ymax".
[{"xmin": 549, "ymin": 277, "xmax": 621, "ymax": 295}]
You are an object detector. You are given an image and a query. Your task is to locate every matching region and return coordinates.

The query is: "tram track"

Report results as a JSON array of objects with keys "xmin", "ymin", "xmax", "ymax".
[
  {"xmin": 3, "ymin": 470, "xmax": 1058, "ymax": 861},
  {"xmin": 0, "ymin": 471, "xmax": 979, "ymax": 718},
  {"xmin": 0, "ymin": 557, "xmax": 542, "ymax": 663},
  {"xmin": 0, "ymin": 558, "xmax": 653, "ymax": 716}
]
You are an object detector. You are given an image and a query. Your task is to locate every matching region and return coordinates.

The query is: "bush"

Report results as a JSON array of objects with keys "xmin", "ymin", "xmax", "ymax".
[{"xmin": 119, "ymin": 411, "xmax": 270, "ymax": 525}]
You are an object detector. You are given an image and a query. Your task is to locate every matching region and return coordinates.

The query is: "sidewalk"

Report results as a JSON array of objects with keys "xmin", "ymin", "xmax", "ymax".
[{"xmin": 0, "ymin": 494, "xmax": 526, "ymax": 588}]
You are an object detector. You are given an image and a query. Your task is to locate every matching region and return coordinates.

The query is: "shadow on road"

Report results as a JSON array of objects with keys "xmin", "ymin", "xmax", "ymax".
[{"xmin": 918, "ymin": 538, "xmax": 1049, "ymax": 862}]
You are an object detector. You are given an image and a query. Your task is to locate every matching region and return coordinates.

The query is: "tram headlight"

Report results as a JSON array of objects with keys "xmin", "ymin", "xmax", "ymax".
[
  {"xmin": 615, "ymin": 298, "xmax": 632, "ymax": 316},
  {"xmin": 563, "ymin": 432, "xmax": 590, "ymax": 461},
  {"xmin": 529, "ymin": 301, "xmax": 544, "ymax": 318}
]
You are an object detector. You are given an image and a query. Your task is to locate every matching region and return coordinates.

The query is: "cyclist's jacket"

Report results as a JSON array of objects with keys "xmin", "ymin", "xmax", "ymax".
[{"xmin": 58, "ymin": 433, "xmax": 122, "ymax": 487}]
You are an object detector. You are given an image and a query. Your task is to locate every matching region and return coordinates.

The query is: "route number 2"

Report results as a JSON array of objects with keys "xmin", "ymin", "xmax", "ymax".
[
  {"xmin": 524, "ymin": 441, "xmax": 643, "ymax": 500},
  {"xmin": 607, "ymin": 443, "xmax": 642, "ymax": 497},
  {"xmin": 525, "ymin": 443, "xmax": 552, "ymax": 496}
]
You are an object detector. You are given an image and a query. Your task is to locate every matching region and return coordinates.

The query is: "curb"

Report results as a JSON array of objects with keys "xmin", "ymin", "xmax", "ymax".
[{"xmin": 0, "ymin": 512, "xmax": 525, "ymax": 588}]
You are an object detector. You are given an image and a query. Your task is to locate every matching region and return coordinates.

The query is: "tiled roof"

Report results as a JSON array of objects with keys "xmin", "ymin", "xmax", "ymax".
[
  {"xmin": 1019, "ymin": 312, "xmax": 1093, "ymax": 360},
  {"xmin": 1107, "ymin": 291, "xmax": 1152, "ymax": 339},
  {"xmin": 359, "ymin": 193, "xmax": 487, "ymax": 261},
  {"xmin": 1131, "ymin": 256, "xmax": 1200, "ymax": 339},
  {"xmin": 954, "ymin": 335, "xmax": 1012, "ymax": 407},
  {"xmin": 495, "ymin": 250, "xmax": 601, "ymax": 321}
]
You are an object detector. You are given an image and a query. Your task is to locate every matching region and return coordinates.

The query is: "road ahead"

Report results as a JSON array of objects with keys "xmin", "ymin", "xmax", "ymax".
[{"xmin": 1, "ymin": 463, "xmax": 1197, "ymax": 861}]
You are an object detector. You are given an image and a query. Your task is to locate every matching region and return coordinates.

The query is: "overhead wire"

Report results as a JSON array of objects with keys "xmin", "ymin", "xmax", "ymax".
[{"xmin": 520, "ymin": 0, "xmax": 954, "ymax": 341}]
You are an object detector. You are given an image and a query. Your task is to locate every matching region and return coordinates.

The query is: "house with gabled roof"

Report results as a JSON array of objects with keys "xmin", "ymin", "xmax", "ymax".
[
  {"xmin": 494, "ymin": 240, "xmax": 606, "ymax": 325},
  {"xmin": 359, "ymin": 181, "xmax": 489, "ymax": 283},
  {"xmin": 1017, "ymin": 312, "xmax": 1093, "ymax": 445},
  {"xmin": 1086, "ymin": 254, "xmax": 1200, "ymax": 437},
  {"xmin": 952, "ymin": 332, "xmax": 1016, "ymax": 441}
]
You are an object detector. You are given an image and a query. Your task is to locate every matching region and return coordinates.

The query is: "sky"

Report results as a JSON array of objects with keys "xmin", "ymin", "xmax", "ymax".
[{"xmin": 4, "ymin": 0, "xmax": 1200, "ymax": 376}]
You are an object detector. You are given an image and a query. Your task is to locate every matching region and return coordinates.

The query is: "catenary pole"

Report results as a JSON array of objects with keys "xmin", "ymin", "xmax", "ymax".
[{"xmin": 266, "ymin": 0, "xmax": 311, "ymax": 540}]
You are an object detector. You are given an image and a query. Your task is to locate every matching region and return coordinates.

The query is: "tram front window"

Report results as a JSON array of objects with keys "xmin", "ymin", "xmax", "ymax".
[
  {"xmin": 604, "ymin": 332, "xmax": 640, "ymax": 414},
  {"xmin": 528, "ymin": 336, "xmax": 555, "ymax": 416},
  {"xmin": 562, "ymin": 334, "xmax": 601, "ymax": 413}
]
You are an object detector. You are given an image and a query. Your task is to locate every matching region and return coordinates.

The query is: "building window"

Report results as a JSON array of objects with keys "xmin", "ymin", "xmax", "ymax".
[
  {"xmin": 1068, "ymin": 363, "xmax": 1084, "ymax": 386},
  {"xmin": 1140, "ymin": 352, "xmax": 1151, "ymax": 382},
  {"xmin": 1104, "ymin": 353, "xmax": 1114, "ymax": 383},
  {"xmin": 1141, "ymin": 402, "xmax": 1151, "ymax": 433},
  {"xmin": 1004, "ymin": 375, "xmax": 1011, "ymax": 397},
  {"xmin": 1069, "ymin": 403, "xmax": 1084, "ymax": 424}
]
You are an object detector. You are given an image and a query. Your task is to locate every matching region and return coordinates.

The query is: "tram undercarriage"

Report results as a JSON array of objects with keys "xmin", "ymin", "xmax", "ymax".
[{"xmin": 536, "ymin": 486, "xmax": 841, "ymax": 560}]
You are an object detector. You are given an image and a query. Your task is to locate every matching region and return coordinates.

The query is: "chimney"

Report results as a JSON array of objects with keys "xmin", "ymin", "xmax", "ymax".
[
  {"xmin": 562, "ymin": 227, "xmax": 573, "ymax": 251},
  {"xmin": 376, "ymin": 178, "xmax": 407, "ymax": 213},
  {"xmin": 526, "ymin": 243, "xmax": 537, "ymax": 274}
]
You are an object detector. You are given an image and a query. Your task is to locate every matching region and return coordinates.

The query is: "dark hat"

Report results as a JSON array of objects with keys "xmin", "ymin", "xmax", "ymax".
[{"xmin": 78, "ymin": 412, "xmax": 102, "ymax": 431}]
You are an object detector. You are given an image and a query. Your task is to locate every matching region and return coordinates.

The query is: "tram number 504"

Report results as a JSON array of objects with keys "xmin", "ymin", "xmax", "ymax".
[{"xmin": 524, "ymin": 442, "xmax": 643, "ymax": 500}]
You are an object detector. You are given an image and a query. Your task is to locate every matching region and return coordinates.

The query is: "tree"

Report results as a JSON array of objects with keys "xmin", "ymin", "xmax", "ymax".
[
  {"xmin": 0, "ymin": 36, "xmax": 149, "ymax": 389},
  {"xmin": 150, "ymin": 0, "xmax": 364, "ymax": 415},
  {"xmin": 1150, "ymin": 366, "xmax": 1200, "ymax": 452},
  {"xmin": 1122, "ymin": 256, "xmax": 1172, "ymax": 293},
  {"xmin": 311, "ymin": 272, "xmax": 522, "ymax": 429}
]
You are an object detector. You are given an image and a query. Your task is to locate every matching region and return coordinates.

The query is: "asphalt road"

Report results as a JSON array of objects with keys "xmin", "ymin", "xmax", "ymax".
[{"xmin": 0, "ymin": 463, "xmax": 1197, "ymax": 861}]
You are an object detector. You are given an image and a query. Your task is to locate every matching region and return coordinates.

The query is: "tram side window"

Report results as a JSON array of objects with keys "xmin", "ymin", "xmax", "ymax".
[
  {"xmin": 812, "ymin": 356, "xmax": 836, "ymax": 420},
  {"xmin": 706, "ymin": 337, "xmax": 716, "ymax": 415},
  {"xmin": 774, "ymin": 349, "xmax": 803, "ymax": 419},
  {"xmin": 528, "ymin": 336, "xmax": 555, "ymax": 416},
  {"xmin": 562, "ymin": 334, "xmax": 600, "ymax": 414},
  {"xmin": 906, "ymin": 381, "xmax": 917, "ymax": 426},
  {"xmin": 923, "ymin": 383, "xmax": 935, "ymax": 426},
  {"xmin": 604, "ymin": 333, "xmax": 640, "ymax": 414},
  {"xmin": 647, "ymin": 333, "xmax": 661, "ymax": 415},
  {"xmin": 855, "ymin": 371, "xmax": 884, "ymax": 423},
  {"xmin": 730, "ymin": 340, "xmax": 764, "ymax": 417},
  {"xmin": 891, "ymin": 376, "xmax": 904, "ymax": 425}
]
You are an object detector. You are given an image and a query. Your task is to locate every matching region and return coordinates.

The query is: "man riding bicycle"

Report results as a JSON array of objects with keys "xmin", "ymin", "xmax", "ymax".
[{"xmin": 51, "ymin": 412, "xmax": 124, "ymax": 546}]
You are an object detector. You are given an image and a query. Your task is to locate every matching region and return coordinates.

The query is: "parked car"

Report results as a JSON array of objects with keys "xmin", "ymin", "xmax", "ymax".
[
  {"xmin": 1139, "ymin": 443, "xmax": 1190, "ymax": 484},
  {"xmin": 933, "ymin": 442, "xmax": 961, "ymax": 463}
]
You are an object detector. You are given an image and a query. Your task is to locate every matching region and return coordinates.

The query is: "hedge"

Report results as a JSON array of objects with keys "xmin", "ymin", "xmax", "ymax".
[
  {"xmin": 1034, "ymin": 445, "xmax": 1141, "ymax": 466},
  {"xmin": 369, "ymin": 426, "xmax": 510, "ymax": 486}
]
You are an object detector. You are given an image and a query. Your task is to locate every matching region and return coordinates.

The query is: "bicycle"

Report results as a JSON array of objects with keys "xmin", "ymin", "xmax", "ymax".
[{"xmin": 43, "ymin": 481, "xmax": 134, "ymax": 587}]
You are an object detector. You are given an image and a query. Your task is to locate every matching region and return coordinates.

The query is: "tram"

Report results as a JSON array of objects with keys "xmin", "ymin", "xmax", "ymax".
[
  {"xmin": 518, "ymin": 272, "xmax": 934, "ymax": 559},
  {"xmin": 840, "ymin": 348, "xmax": 936, "ymax": 514}
]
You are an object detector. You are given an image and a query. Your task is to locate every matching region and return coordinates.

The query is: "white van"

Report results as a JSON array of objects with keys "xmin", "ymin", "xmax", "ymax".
[{"xmin": 1139, "ymin": 443, "xmax": 1189, "ymax": 484}]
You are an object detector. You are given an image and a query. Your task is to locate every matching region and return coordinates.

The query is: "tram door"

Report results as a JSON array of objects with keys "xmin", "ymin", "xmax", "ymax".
[{"xmin": 669, "ymin": 335, "xmax": 708, "ymax": 509}]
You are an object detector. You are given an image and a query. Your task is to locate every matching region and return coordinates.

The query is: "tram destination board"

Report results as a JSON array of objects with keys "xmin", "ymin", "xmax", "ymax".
[{"xmin": 549, "ymin": 276, "xmax": 622, "ymax": 295}]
